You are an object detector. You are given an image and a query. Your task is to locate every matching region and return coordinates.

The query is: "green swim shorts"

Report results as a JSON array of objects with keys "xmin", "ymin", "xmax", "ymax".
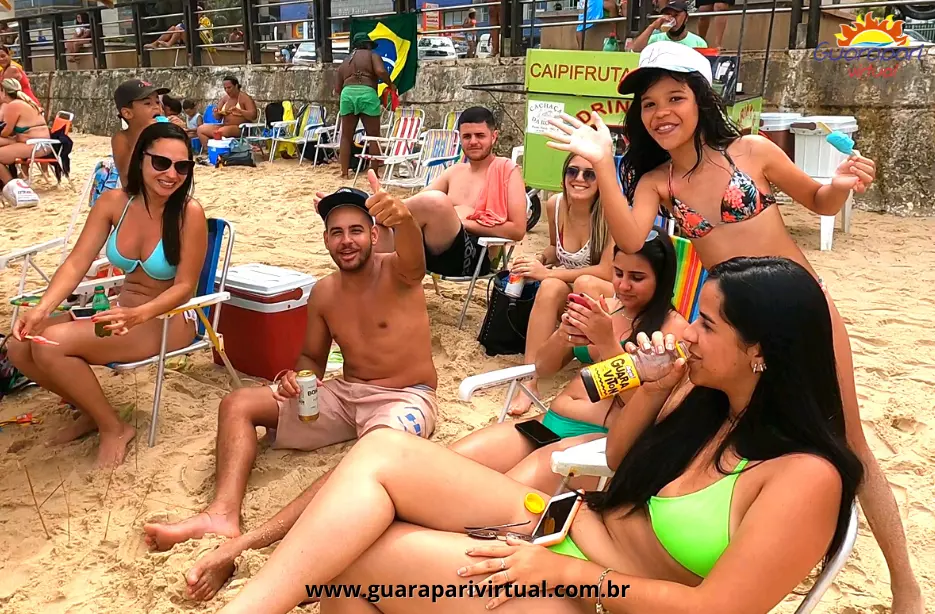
[{"xmin": 340, "ymin": 85, "xmax": 382, "ymax": 117}]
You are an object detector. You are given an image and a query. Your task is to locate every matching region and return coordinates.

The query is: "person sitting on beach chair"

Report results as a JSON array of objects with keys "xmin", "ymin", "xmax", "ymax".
[
  {"xmin": 381, "ymin": 106, "xmax": 527, "ymax": 275},
  {"xmin": 451, "ymin": 229, "xmax": 687, "ymax": 491},
  {"xmin": 7, "ymin": 123, "xmax": 206, "ymax": 468},
  {"xmin": 111, "ymin": 79, "xmax": 170, "ymax": 185},
  {"xmin": 215, "ymin": 256, "xmax": 863, "ymax": 614},
  {"xmin": 142, "ymin": 175, "xmax": 439, "ymax": 591}
]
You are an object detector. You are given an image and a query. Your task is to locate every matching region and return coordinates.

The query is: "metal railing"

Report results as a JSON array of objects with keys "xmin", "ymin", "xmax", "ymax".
[{"xmin": 5, "ymin": 0, "xmax": 934, "ymax": 72}]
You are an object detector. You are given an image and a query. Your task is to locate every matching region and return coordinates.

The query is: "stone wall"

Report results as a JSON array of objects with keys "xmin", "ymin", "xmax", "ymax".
[{"xmin": 28, "ymin": 50, "xmax": 935, "ymax": 216}]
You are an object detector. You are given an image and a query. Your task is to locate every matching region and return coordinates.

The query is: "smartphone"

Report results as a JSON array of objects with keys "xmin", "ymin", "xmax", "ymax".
[
  {"xmin": 531, "ymin": 491, "xmax": 583, "ymax": 546},
  {"xmin": 70, "ymin": 306, "xmax": 96, "ymax": 320},
  {"xmin": 515, "ymin": 420, "xmax": 561, "ymax": 449},
  {"xmin": 567, "ymin": 293, "xmax": 591, "ymax": 309}
]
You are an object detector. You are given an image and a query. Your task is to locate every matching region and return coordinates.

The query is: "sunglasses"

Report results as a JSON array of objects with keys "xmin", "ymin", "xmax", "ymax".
[
  {"xmin": 564, "ymin": 165, "xmax": 597, "ymax": 183},
  {"xmin": 145, "ymin": 152, "xmax": 194, "ymax": 175}
]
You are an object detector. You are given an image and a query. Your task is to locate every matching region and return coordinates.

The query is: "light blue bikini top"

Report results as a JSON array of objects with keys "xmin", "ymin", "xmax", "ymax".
[{"xmin": 105, "ymin": 197, "xmax": 177, "ymax": 281}]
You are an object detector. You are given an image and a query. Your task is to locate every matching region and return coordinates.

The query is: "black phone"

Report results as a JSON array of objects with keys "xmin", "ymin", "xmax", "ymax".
[
  {"xmin": 70, "ymin": 307, "xmax": 96, "ymax": 320},
  {"xmin": 515, "ymin": 420, "xmax": 561, "ymax": 449}
]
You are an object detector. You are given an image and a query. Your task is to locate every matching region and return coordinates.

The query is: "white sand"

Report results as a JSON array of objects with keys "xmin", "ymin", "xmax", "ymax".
[{"xmin": 0, "ymin": 134, "xmax": 932, "ymax": 613}]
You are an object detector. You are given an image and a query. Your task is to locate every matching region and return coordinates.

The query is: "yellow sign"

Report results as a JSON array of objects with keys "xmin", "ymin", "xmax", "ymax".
[{"xmin": 835, "ymin": 14, "xmax": 910, "ymax": 47}]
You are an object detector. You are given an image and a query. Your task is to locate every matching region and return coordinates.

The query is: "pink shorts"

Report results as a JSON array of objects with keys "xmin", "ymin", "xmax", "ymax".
[{"xmin": 268, "ymin": 378, "xmax": 437, "ymax": 451}]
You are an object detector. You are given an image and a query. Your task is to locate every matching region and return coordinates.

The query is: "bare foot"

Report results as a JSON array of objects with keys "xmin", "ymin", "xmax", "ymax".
[
  {"xmin": 96, "ymin": 423, "xmax": 136, "ymax": 468},
  {"xmin": 186, "ymin": 539, "xmax": 240, "ymax": 601},
  {"xmin": 144, "ymin": 511, "xmax": 241, "ymax": 552},
  {"xmin": 508, "ymin": 378, "xmax": 539, "ymax": 416},
  {"xmin": 46, "ymin": 412, "xmax": 98, "ymax": 446}
]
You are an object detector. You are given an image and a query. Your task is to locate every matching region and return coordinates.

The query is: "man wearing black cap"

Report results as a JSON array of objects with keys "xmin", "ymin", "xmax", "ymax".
[
  {"xmin": 111, "ymin": 78, "xmax": 170, "ymax": 184},
  {"xmin": 143, "ymin": 172, "xmax": 439, "ymax": 589},
  {"xmin": 631, "ymin": 0, "xmax": 706, "ymax": 52}
]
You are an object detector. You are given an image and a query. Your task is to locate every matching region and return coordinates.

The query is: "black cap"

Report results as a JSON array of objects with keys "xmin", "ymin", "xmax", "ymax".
[
  {"xmin": 317, "ymin": 187, "xmax": 373, "ymax": 223},
  {"xmin": 662, "ymin": 0, "xmax": 689, "ymax": 12},
  {"xmin": 114, "ymin": 79, "xmax": 170, "ymax": 109}
]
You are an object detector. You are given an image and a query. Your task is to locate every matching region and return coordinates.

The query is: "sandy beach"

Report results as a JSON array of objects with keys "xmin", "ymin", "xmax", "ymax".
[{"xmin": 0, "ymin": 133, "xmax": 932, "ymax": 613}]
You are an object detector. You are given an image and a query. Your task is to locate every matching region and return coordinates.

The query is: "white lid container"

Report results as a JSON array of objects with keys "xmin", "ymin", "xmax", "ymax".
[
  {"xmin": 790, "ymin": 116, "xmax": 859, "ymax": 179},
  {"xmin": 217, "ymin": 263, "xmax": 317, "ymax": 314},
  {"xmin": 759, "ymin": 112, "xmax": 802, "ymax": 131},
  {"xmin": 207, "ymin": 138, "xmax": 234, "ymax": 149}
]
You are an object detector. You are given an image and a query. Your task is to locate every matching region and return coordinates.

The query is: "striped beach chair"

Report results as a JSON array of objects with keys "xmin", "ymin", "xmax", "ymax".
[
  {"xmin": 353, "ymin": 108, "xmax": 425, "ymax": 186},
  {"xmin": 671, "ymin": 234, "xmax": 707, "ymax": 323},
  {"xmin": 381, "ymin": 129, "xmax": 461, "ymax": 193}
]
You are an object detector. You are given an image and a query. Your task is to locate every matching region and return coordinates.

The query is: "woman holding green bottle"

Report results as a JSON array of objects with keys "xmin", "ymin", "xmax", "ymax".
[{"xmin": 7, "ymin": 123, "xmax": 207, "ymax": 468}]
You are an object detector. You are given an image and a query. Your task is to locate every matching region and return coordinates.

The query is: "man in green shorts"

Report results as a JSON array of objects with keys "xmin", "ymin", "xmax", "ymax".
[{"xmin": 334, "ymin": 33, "xmax": 396, "ymax": 178}]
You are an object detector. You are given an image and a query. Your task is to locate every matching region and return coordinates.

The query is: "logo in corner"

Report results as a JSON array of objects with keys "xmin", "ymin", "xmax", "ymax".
[{"xmin": 835, "ymin": 14, "xmax": 909, "ymax": 48}]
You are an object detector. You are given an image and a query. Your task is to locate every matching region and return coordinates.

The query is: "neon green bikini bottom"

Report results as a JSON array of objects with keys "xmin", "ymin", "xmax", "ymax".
[
  {"xmin": 541, "ymin": 409, "xmax": 609, "ymax": 439},
  {"xmin": 547, "ymin": 534, "xmax": 589, "ymax": 560}
]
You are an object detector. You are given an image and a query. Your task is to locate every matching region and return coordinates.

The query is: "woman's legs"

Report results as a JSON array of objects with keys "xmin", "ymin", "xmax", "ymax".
[
  {"xmin": 449, "ymin": 419, "xmax": 539, "ymax": 473},
  {"xmin": 339, "ymin": 114, "xmax": 359, "ymax": 179},
  {"xmin": 572, "ymin": 275, "xmax": 614, "ymax": 302},
  {"xmin": 509, "ymin": 278, "xmax": 572, "ymax": 415},
  {"xmin": 218, "ymin": 429, "xmax": 549, "ymax": 614},
  {"xmin": 506, "ymin": 433, "xmax": 606, "ymax": 494},
  {"xmin": 826, "ymin": 294, "xmax": 922, "ymax": 609},
  {"xmin": 196, "ymin": 122, "xmax": 218, "ymax": 151},
  {"xmin": 7, "ymin": 315, "xmax": 194, "ymax": 467},
  {"xmin": 0, "ymin": 143, "xmax": 35, "ymax": 184},
  {"xmin": 360, "ymin": 113, "xmax": 383, "ymax": 172},
  {"xmin": 324, "ymin": 522, "xmax": 581, "ymax": 614}
]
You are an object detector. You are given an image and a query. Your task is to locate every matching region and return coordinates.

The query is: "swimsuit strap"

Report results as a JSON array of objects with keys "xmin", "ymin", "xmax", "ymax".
[{"xmin": 115, "ymin": 195, "xmax": 134, "ymax": 229}]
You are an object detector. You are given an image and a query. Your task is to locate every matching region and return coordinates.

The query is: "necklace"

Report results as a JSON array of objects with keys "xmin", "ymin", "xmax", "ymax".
[{"xmin": 610, "ymin": 302, "xmax": 633, "ymax": 321}]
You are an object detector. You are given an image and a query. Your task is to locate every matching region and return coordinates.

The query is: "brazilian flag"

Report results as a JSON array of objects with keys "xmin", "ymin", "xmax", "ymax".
[{"xmin": 349, "ymin": 13, "xmax": 419, "ymax": 97}]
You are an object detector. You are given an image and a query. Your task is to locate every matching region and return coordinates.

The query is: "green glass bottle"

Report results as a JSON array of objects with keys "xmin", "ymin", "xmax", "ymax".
[{"xmin": 92, "ymin": 286, "xmax": 111, "ymax": 338}]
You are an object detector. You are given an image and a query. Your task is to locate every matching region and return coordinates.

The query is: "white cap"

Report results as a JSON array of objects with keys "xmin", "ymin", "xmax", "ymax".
[{"xmin": 617, "ymin": 41, "xmax": 714, "ymax": 95}]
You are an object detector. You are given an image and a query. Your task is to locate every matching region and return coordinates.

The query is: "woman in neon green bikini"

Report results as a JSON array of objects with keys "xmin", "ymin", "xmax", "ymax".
[
  {"xmin": 218, "ymin": 256, "xmax": 862, "ymax": 614},
  {"xmin": 450, "ymin": 228, "xmax": 686, "ymax": 489},
  {"xmin": 8, "ymin": 123, "xmax": 207, "ymax": 468}
]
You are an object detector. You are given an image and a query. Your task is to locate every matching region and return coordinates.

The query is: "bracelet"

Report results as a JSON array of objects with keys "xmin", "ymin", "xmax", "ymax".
[{"xmin": 595, "ymin": 568, "xmax": 613, "ymax": 614}]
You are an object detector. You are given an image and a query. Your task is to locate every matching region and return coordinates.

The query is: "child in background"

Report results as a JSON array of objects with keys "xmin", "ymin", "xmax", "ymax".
[
  {"xmin": 182, "ymin": 98, "xmax": 202, "ymax": 137},
  {"xmin": 111, "ymin": 78, "xmax": 169, "ymax": 184},
  {"xmin": 162, "ymin": 95, "xmax": 188, "ymax": 130}
]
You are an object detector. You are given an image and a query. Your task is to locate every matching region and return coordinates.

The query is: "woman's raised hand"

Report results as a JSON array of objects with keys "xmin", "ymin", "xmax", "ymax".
[
  {"xmin": 623, "ymin": 331, "xmax": 686, "ymax": 393},
  {"xmin": 832, "ymin": 153, "xmax": 876, "ymax": 195},
  {"xmin": 544, "ymin": 112, "xmax": 614, "ymax": 165}
]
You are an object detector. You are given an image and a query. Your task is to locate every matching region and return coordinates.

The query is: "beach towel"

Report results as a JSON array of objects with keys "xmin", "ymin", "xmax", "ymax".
[{"xmin": 466, "ymin": 156, "xmax": 517, "ymax": 228}]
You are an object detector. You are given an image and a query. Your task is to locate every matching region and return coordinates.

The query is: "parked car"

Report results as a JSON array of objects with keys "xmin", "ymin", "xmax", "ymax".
[
  {"xmin": 292, "ymin": 42, "xmax": 317, "ymax": 65},
  {"xmin": 476, "ymin": 33, "xmax": 492, "ymax": 58},
  {"xmin": 418, "ymin": 36, "xmax": 458, "ymax": 60}
]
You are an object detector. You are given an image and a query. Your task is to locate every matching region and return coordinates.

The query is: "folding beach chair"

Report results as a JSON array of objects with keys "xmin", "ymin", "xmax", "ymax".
[
  {"xmin": 442, "ymin": 110, "xmax": 462, "ymax": 130},
  {"xmin": 7, "ymin": 218, "xmax": 239, "ymax": 447},
  {"xmin": 16, "ymin": 111, "xmax": 74, "ymax": 190},
  {"xmin": 268, "ymin": 103, "xmax": 325, "ymax": 164},
  {"xmin": 353, "ymin": 107, "xmax": 425, "ymax": 186},
  {"xmin": 381, "ymin": 129, "xmax": 461, "ymax": 194}
]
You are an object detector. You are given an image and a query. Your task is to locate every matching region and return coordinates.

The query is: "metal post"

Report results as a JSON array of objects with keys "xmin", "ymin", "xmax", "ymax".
[
  {"xmin": 499, "ymin": 0, "xmax": 509, "ymax": 57},
  {"xmin": 316, "ymin": 0, "xmax": 334, "ymax": 63},
  {"xmin": 244, "ymin": 0, "xmax": 262, "ymax": 64},
  {"xmin": 806, "ymin": 0, "xmax": 821, "ymax": 48},
  {"xmin": 148, "ymin": 320, "xmax": 170, "ymax": 447},
  {"xmin": 788, "ymin": 0, "xmax": 802, "ymax": 49},
  {"xmin": 90, "ymin": 8, "xmax": 107, "ymax": 69},
  {"xmin": 761, "ymin": 0, "xmax": 778, "ymax": 97},
  {"xmin": 580, "ymin": 0, "xmax": 589, "ymax": 49},
  {"xmin": 510, "ymin": 0, "xmax": 522, "ymax": 56},
  {"xmin": 17, "ymin": 18, "xmax": 32, "ymax": 72},
  {"xmin": 733, "ymin": 0, "xmax": 749, "ymax": 102},
  {"xmin": 638, "ymin": 0, "xmax": 651, "ymax": 39},
  {"xmin": 133, "ymin": 3, "xmax": 150, "ymax": 68},
  {"xmin": 52, "ymin": 13, "xmax": 67, "ymax": 71},
  {"xmin": 183, "ymin": 0, "xmax": 200, "ymax": 66},
  {"xmin": 625, "ymin": 0, "xmax": 638, "ymax": 39}
]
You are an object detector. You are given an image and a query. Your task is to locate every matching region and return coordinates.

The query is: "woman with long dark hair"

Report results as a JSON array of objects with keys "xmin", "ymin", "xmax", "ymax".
[
  {"xmin": 451, "ymin": 227, "xmax": 685, "ymax": 488},
  {"xmin": 505, "ymin": 152, "xmax": 614, "ymax": 415},
  {"xmin": 545, "ymin": 41, "xmax": 921, "ymax": 611},
  {"xmin": 8, "ymin": 123, "xmax": 207, "ymax": 468},
  {"xmin": 215, "ymin": 256, "xmax": 862, "ymax": 614}
]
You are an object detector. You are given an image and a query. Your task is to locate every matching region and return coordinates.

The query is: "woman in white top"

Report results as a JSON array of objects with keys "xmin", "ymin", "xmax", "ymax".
[{"xmin": 507, "ymin": 153, "xmax": 614, "ymax": 415}]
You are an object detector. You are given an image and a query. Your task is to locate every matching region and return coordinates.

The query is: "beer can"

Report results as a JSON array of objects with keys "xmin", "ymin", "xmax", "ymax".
[
  {"xmin": 504, "ymin": 272, "xmax": 525, "ymax": 299},
  {"xmin": 296, "ymin": 370, "xmax": 320, "ymax": 422}
]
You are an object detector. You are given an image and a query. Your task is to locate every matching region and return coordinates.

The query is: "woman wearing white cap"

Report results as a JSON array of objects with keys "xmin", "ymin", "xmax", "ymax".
[{"xmin": 545, "ymin": 41, "xmax": 922, "ymax": 613}]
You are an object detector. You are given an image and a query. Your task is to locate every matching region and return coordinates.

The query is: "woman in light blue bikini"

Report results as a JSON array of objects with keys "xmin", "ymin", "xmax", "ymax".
[
  {"xmin": 450, "ymin": 227, "xmax": 686, "ymax": 490},
  {"xmin": 9, "ymin": 122, "xmax": 207, "ymax": 468},
  {"xmin": 217, "ymin": 256, "xmax": 861, "ymax": 614}
]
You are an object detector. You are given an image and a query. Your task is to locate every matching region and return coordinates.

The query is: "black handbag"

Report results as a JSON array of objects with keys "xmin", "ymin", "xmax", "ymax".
[
  {"xmin": 216, "ymin": 140, "xmax": 256, "ymax": 168},
  {"xmin": 477, "ymin": 271, "xmax": 540, "ymax": 356}
]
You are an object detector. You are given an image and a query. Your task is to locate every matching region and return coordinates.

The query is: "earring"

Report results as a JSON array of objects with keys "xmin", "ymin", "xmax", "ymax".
[{"xmin": 752, "ymin": 362, "xmax": 766, "ymax": 373}]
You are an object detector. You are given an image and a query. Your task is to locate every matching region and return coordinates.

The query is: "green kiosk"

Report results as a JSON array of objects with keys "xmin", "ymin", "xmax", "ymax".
[{"xmin": 522, "ymin": 48, "xmax": 763, "ymax": 193}]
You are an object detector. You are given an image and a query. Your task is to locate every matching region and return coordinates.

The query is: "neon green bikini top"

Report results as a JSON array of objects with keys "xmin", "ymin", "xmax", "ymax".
[{"xmin": 647, "ymin": 458, "xmax": 749, "ymax": 578}]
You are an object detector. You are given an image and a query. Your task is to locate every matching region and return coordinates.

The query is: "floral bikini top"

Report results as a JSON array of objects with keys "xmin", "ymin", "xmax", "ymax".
[{"xmin": 667, "ymin": 151, "xmax": 776, "ymax": 239}]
